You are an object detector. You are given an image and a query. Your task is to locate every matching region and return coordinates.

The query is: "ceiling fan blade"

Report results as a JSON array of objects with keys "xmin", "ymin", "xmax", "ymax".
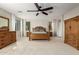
[
  {"xmin": 34, "ymin": 3, "xmax": 41, "ymax": 11},
  {"xmin": 41, "ymin": 7, "xmax": 53, "ymax": 11},
  {"xmin": 27, "ymin": 10, "xmax": 38, "ymax": 12},
  {"xmin": 42, "ymin": 11, "xmax": 48, "ymax": 15},
  {"xmin": 36, "ymin": 13, "xmax": 39, "ymax": 16}
]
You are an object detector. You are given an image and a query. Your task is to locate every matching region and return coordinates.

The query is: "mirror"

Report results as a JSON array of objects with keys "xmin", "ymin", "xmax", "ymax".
[{"xmin": 0, "ymin": 16, "xmax": 9, "ymax": 30}]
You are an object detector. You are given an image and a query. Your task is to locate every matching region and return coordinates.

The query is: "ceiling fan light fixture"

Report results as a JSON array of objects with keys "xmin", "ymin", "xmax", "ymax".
[
  {"xmin": 36, "ymin": 13, "xmax": 39, "ymax": 16},
  {"xmin": 49, "ymin": 11, "xmax": 53, "ymax": 13},
  {"xmin": 27, "ymin": 3, "xmax": 54, "ymax": 16},
  {"xmin": 18, "ymin": 11, "xmax": 23, "ymax": 13}
]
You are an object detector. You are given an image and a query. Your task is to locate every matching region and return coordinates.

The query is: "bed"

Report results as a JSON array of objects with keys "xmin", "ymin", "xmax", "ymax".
[{"xmin": 29, "ymin": 26, "xmax": 50, "ymax": 41}]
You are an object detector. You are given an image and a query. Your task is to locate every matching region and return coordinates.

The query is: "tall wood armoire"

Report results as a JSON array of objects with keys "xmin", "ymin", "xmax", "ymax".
[{"xmin": 64, "ymin": 16, "xmax": 79, "ymax": 50}]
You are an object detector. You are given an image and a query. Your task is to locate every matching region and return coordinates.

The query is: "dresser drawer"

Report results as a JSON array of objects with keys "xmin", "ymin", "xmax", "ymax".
[
  {"xmin": 0, "ymin": 31, "xmax": 16, "ymax": 49},
  {"xmin": 0, "ymin": 32, "xmax": 7, "ymax": 35},
  {"xmin": 9, "ymin": 39, "xmax": 16, "ymax": 44},
  {"xmin": 9, "ymin": 32, "xmax": 16, "ymax": 38},
  {"xmin": 0, "ymin": 35, "xmax": 9, "ymax": 39},
  {"xmin": 0, "ymin": 41, "xmax": 9, "ymax": 49}
]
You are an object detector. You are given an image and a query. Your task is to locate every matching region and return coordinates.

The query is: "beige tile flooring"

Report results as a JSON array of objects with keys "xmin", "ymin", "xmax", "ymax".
[{"xmin": 0, "ymin": 37, "xmax": 79, "ymax": 55}]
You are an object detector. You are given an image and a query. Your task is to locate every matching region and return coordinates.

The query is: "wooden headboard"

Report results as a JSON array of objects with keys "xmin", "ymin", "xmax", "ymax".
[{"xmin": 33, "ymin": 26, "xmax": 46, "ymax": 32}]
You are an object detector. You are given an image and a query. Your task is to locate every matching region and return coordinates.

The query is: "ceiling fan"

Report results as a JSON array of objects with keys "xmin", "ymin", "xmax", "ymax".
[{"xmin": 27, "ymin": 3, "xmax": 53, "ymax": 16}]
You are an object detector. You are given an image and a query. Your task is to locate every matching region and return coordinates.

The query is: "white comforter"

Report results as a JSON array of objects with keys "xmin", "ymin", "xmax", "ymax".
[{"xmin": 32, "ymin": 32, "xmax": 47, "ymax": 34}]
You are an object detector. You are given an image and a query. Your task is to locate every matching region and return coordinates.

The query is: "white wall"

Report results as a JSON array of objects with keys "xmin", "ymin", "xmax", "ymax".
[
  {"xmin": 26, "ymin": 18, "xmax": 52, "ymax": 32},
  {"xmin": 50, "ymin": 6, "xmax": 79, "ymax": 39},
  {"xmin": 64, "ymin": 6, "xmax": 79, "ymax": 20},
  {"xmin": 25, "ymin": 14, "xmax": 63, "ymax": 38},
  {"xmin": 31, "ymin": 19, "xmax": 49, "ymax": 31},
  {"xmin": 0, "ymin": 8, "xmax": 11, "ymax": 18},
  {"xmin": 18, "ymin": 12, "xmax": 63, "ymax": 36},
  {"xmin": 11, "ymin": 14, "xmax": 16, "ymax": 31},
  {"xmin": 0, "ymin": 8, "xmax": 16, "ymax": 31},
  {"xmin": 62, "ymin": 6, "xmax": 79, "ymax": 40},
  {"xmin": 0, "ymin": 8, "xmax": 21, "ymax": 31},
  {"xmin": 0, "ymin": 8, "xmax": 12, "ymax": 30}
]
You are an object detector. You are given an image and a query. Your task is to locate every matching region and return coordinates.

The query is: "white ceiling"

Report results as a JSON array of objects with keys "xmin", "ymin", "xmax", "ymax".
[{"xmin": 0, "ymin": 3, "xmax": 79, "ymax": 20}]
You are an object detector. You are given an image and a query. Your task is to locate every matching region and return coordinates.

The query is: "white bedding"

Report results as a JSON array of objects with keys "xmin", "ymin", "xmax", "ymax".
[{"xmin": 32, "ymin": 32, "xmax": 47, "ymax": 34}]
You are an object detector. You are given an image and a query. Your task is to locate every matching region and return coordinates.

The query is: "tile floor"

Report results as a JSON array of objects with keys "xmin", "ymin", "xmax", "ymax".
[{"xmin": 0, "ymin": 37, "xmax": 79, "ymax": 55}]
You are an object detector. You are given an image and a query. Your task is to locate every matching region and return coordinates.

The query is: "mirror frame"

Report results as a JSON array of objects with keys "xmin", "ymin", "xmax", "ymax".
[{"xmin": 0, "ymin": 16, "xmax": 9, "ymax": 30}]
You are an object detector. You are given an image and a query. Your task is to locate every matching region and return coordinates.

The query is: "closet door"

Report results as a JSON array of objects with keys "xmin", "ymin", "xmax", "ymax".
[
  {"xmin": 64, "ymin": 16, "xmax": 79, "ymax": 50},
  {"xmin": 69, "ymin": 17, "xmax": 79, "ymax": 48},
  {"xmin": 72, "ymin": 17, "xmax": 79, "ymax": 48},
  {"xmin": 71, "ymin": 20, "xmax": 78, "ymax": 34},
  {"xmin": 64, "ymin": 20, "xmax": 71, "ymax": 43},
  {"xmin": 67, "ymin": 19, "xmax": 78, "ymax": 46},
  {"xmin": 65, "ymin": 20, "xmax": 71, "ymax": 34}
]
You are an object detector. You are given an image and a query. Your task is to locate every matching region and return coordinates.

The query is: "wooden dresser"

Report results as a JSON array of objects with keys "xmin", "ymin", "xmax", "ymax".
[
  {"xmin": 0, "ymin": 30, "xmax": 16, "ymax": 49},
  {"xmin": 0, "ymin": 16, "xmax": 16, "ymax": 49},
  {"xmin": 64, "ymin": 16, "xmax": 79, "ymax": 50}
]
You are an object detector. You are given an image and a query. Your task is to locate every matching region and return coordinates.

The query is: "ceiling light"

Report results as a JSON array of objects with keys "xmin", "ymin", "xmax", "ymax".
[
  {"xmin": 18, "ymin": 11, "xmax": 22, "ymax": 13},
  {"xmin": 49, "ymin": 11, "xmax": 53, "ymax": 13}
]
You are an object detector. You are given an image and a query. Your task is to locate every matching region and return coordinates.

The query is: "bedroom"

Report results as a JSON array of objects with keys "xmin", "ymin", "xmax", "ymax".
[{"xmin": 0, "ymin": 3, "xmax": 79, "ymax": 55}]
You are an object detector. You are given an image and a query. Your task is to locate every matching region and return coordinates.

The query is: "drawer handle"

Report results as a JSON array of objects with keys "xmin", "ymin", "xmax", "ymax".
[
  {"xmin": 69, "ymin": 26, "xmax": 71, "ymax": 30},
  {"xmin": 1, "ymin": 40, "xmax": 4, "ymax": 41},
  {"xmin": 1, "ymin": 43, "xmax": 4, "ymax": 45},
  {"xmin": 11, "ymin": 40, "xmax": 13, "ymax": 41},
  {"xmin": 1, "ymin": 36, "xmax": 5, "ymax": 38}
]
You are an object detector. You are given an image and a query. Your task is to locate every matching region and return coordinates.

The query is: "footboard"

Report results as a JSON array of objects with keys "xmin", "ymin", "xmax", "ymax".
[{"xmin": 29, "ymin": 33, "xmax": 50, "ymax": 41}]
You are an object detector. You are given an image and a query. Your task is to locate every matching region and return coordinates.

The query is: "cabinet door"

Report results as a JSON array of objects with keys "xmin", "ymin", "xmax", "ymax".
[
  {"xmin": 64, "ymin": 34, "xmax": 69, "ymax": 43},
  {"xmin": 70, "ymin": 20, "xmax": 78, "ymax": 34},
  {"xmin": 65, "ymin": 20, "xmax": 71, "ymax": 35},
  {"xmin": 64, "ymin": 16, "xmax": 79, "ymax": 49},
  {"xmin": 64, "ymin": 20, "xmax": 71, "ymax": 42}
]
